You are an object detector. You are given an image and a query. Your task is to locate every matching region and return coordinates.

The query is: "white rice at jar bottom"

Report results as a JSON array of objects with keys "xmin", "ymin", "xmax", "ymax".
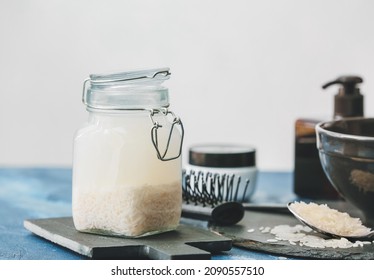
[{"xmin": 73, "ymin": 182, "xmax": 182, "ymax": 237}]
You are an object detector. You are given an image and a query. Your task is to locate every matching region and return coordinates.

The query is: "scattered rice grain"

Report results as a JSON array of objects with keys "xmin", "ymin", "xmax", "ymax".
[
  {"xmin": 266, "ymin": 239, "xmax": 278, "ymax": 243},
  {"xmin": 261, "ymin": 226, "xmax": 271, "ymax": 233},
  {"xmin": 258, "ymin": 224, "xmax": 373, "ymax": 249}
]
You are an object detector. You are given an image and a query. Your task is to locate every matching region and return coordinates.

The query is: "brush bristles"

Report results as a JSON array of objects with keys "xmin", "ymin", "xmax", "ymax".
[{"xmin": 182, "ymin": 169, "xmax": 250, "ymax": 207}]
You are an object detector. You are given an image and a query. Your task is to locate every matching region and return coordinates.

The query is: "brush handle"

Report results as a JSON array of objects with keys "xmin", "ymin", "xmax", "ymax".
[
  {"xmin": 181, "ymin": 202, "xmax": 244, "ymax": 226},
  {"xmin": 242, "ymin": 203, "xmax": 289, "ymax": 214}
]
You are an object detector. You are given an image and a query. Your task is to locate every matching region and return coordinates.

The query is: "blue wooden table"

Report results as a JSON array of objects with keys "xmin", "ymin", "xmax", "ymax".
[{"xmin": 0, "ymin": 168, "xmax": 296, "ymax": 260}]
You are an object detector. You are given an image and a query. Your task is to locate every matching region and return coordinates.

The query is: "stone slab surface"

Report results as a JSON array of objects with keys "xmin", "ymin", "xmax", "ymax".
[{"xmin": 24, "ymin": 217, "xmax": 232, "ymax": 260}]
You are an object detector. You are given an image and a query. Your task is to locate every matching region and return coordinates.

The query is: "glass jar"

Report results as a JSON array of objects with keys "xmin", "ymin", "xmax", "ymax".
[{"xmin": 72, "ymin": 68, "xmax": 184, "ymax": 238}]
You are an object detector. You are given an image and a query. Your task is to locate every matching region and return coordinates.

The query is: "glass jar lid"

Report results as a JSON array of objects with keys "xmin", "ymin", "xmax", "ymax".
[{"xmin": 82, "ymin": 68, "xmax": 170, "ymax": 110}]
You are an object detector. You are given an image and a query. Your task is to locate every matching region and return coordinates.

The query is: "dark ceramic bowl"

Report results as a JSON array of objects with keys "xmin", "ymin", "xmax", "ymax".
[{"xmin": 316, "ymin": 117, "xmax": 374, "ymax": 227}]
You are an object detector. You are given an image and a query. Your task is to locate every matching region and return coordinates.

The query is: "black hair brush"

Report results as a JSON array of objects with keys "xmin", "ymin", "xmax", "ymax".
[{"xmin": 181, "ymin": 170, "xmax": 249, "ymax": 225}]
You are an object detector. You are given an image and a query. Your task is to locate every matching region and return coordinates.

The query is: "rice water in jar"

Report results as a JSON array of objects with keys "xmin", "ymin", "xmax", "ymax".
[{"xmin": 72, "ymin": 68, "xmax": 184, "ymax": 237}]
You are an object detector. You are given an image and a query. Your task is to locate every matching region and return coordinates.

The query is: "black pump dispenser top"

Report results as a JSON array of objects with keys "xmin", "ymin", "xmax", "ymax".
[{"xmin": 322, "ymin": 75, "xmax": 364, "ymax": 118}]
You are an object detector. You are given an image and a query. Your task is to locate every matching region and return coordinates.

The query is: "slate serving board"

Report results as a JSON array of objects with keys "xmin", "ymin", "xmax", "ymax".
[
  {"xmin": 24, "ymin": 217, "xmax": 232, "ymax": 260},
  {"xmin": 210, "ymin": 208, "xmax": 374, "ymax": 260}
]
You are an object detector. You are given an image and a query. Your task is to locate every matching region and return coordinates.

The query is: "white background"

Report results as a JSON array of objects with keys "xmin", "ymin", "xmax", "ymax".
[
  {"xmin": 0, "ymin": 259, "xmax": 372, "ymax": 279},
  {"xmin": 1, "ymin": 0, "xmax": 374, "ymax": 171}
]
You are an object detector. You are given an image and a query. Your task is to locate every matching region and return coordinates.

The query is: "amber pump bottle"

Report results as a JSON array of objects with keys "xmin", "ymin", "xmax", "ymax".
[{"xmin": 294, "ymin": 76, "xmax": 364, "ymax": 199}]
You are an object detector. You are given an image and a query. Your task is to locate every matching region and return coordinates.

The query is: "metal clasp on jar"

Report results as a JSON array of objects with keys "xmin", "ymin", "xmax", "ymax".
[{"xmin": 149, "ymin": 108, "xmax": 184, "ymax": 161}]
